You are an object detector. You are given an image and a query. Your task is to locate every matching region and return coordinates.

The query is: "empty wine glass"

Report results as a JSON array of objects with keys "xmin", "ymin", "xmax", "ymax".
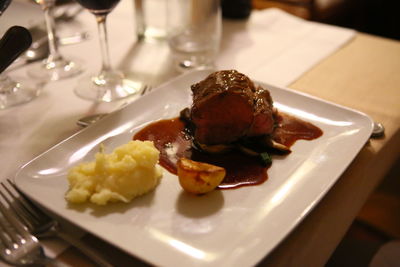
[
  {"xmin": 27, "ymin": 0, "xmax": 82, "ymax": 81},
  {"xmin": 74, "ymin": 0, "xmax": 142, "ymax": 102},
  {"xmin": 0, "ymin": 2, "xmax": 40, "ymax": 109}
]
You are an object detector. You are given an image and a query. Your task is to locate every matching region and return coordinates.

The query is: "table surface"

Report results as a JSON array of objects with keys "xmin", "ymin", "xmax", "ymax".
[
  {"xmin": 50, "ymin": 32, "xmax": 400, "ymax": 266},
  {"xmin": 2, "ymin": 2, "xmax": 399, "ymax": 265}
]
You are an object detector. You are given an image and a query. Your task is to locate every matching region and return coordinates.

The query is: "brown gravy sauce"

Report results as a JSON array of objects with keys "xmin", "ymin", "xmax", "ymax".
[{"xmin": 133, "ymin": 113, "xmax": 322, "ymax": 189}]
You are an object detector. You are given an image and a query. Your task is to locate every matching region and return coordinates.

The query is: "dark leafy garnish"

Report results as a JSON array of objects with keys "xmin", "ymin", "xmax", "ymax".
[{"xmin": 259, "ymin": 152, "xmax": 272, "ymax": 166}]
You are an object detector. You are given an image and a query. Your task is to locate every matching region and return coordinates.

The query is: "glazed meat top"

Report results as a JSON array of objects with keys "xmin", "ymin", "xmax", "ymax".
[{"xmin": 190, "ymin": 70, "xmax": 275, "ymax": 145}]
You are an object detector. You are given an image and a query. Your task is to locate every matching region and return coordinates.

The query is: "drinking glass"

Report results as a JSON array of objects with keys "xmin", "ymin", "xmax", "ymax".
[
  {"xmin": 0, "ymin": 72, "xmax": 41, "ymax": 109},
  {"xmin": 74, "ymin": 0, "xmax": 142, "ymax": 102},
  {"xmin": 27, "ymin": 0, "xmax": 82, "ymax": 81},
  {"xmin": 167, "ymin": 0, "xmax": 221, "ymax": 72},
  {"xmin": 0, "ymin": 1, "xmax": 40, "ymax": 109},
  {"xmin": 134, "ymin": 0, "xmax": 167, "ymax": 41}
]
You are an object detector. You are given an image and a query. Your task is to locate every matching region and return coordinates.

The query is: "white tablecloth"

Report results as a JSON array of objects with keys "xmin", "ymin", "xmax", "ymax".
[{"xmin": 0, "ymin": 0, "xmax": 355, "ymax": 258}]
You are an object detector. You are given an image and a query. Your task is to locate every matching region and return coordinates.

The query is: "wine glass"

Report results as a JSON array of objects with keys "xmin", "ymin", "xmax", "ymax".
[
  {"xmin": 0, "ymin": 1, "xmax": 40, "ymax": 109},
  {"xmin": 74, "ymin": 0, "xmax": 142, "ymax": 102},
  {"xmin": 27, "ymin": 0, "xmax": 82, "ymax": 81}
]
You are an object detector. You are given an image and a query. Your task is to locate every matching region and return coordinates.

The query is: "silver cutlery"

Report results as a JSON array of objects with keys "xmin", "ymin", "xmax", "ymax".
[
  {"xmin": 76, "ymin": 84, "xmax": 153, "ymax": 127},
  {"xmin": 7, "ymin": 30, "xmax": 89, "ymax": 71},
  {"xmin": 371, "ymin": 121, "xmax": 385, "ymax": 138},
  {"xmin": 24, "ymin": 29, "xmax": 89, "ymax": 62},
  {"xmin": 76, "ymin": 113, "xmax": 108, "ymax": 127},
  {"xmin": 1, "ymin": 179, "xmax": 113, "ymax": 267},
  {"xmin": 0, "ymin": 187, "xmax": 52, "ymax": 266}
]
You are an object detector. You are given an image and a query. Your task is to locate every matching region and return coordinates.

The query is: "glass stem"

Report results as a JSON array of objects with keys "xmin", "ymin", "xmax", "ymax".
[
  {"xmin": 43, "ymin": 4, "xmax": 62, "ymax": 63},
  {"xmin": 134, "ymin": 0, "xmax": 145, "ymax": 39},
  {"xmin": 96, "ymin": 15, "xmax": 112, "ymax": 74}
]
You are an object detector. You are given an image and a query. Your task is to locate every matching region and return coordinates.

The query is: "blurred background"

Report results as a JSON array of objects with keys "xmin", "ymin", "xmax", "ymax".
[
  {"xmin": 252, "ymin": 0, "xmax": 400, "ymax": 40},
  {"xmin": 249, "ymin": 1, "xmax": 400, "ymax": 266},
  {"xmin": 220, "ymin": 1, "xmax": 400, "ymax": 265}
]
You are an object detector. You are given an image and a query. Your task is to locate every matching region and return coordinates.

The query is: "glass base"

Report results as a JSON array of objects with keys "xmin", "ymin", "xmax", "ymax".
[
  {"xmin": 137, "ymin": 27, "xmax": 166, "ymax": 43},
  {"xmin": 74, "ymin": 70, "xmax": 143, "ymax": 102},
  {"xmin": 0, "ymin": 76, "xmax": 41, "ymax": 109},
  {"xmin": 175, "ymin": 60, "xmax": 215, "ymax": 73},
  {"xmin": 27, "ymin": 57, "xmax": 82, "ymax": 81}
]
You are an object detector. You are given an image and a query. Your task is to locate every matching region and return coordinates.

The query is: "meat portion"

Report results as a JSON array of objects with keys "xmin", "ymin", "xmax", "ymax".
[
  {"xmin": 190, "ymin": 70, "xmax": 254, "ymax": 144},
  {"xmin": 247, "ymin": 86, "xmax": 274, "ymax": 137},
  {"xmin": 190, "ymin": 70, "xmax": 275, "ymax": 145}
]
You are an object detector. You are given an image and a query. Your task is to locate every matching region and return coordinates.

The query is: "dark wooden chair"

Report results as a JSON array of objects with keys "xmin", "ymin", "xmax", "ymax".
[{"xmin": 252, "ymin": 0, "xmax": 360, "ymax": 25}]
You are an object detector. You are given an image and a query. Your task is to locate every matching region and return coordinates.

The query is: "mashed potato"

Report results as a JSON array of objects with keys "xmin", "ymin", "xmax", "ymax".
[{"xmin": 65, "ymin": 140, "xmax": 162, "ymax": 205}]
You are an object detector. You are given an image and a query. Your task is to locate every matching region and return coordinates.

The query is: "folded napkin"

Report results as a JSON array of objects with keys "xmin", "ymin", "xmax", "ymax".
[{"xmin": 217, "ymin": 8, "xmax": 356, "ymax": 87}]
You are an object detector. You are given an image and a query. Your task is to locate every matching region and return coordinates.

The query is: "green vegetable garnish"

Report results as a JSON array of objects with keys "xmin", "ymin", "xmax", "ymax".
[{"xmin": 259, "ymin": 152, "xmax": 272, "ymax": 166}]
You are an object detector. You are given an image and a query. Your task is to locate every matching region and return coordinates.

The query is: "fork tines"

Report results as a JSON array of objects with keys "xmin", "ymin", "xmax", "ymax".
[
  {"xmin": 0, "ymin": 180, "xmax": 36, "ymax": 251},
  {"xmin": 0, "ymin": 180, "xmax": 48, "ymax": 266},
  {"xmin": 0, "ymin": 180, "xmax": 44, "ymax": 233},
  {"xmin": 0, "ymin": 193, "xmax": 33, "ymax": 243}
]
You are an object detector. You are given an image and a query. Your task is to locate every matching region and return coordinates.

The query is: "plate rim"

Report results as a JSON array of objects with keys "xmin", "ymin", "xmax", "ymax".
[{"xmin": 14, "ymin": 70, "xmax": 374, "ymax": 267}]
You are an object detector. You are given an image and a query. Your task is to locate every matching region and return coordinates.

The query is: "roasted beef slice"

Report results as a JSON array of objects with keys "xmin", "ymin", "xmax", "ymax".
[
  {"xmin": 247, "ymin": 86, "xmax": 275, "ymax": 137},
  {"xmin": 190, "ymin": 70, "xmax": 275, "ymax": 145}
]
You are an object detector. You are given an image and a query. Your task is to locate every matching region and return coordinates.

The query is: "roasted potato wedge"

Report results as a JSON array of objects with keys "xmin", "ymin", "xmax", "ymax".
[{"xmin": 177, "ymin": 158, "xmax": 226, "ymax": 194}]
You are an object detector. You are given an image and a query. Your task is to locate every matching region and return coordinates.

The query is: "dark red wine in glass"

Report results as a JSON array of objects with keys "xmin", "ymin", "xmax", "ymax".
[{"xmin": 75, "ymin": 0, "xmax": 120, "ymax": 15}]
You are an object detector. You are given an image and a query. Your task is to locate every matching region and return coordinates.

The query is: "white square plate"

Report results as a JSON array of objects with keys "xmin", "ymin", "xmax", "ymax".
[{"xmin": 15, "ymin": 70, "xmax": 373, "ymax": 267}]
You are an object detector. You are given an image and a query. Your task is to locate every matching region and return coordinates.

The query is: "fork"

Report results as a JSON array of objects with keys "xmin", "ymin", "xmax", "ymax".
[
  {"xmin": 76, "ymin": 84, "xmax": 153, "ymax": 127},
  {"xmin": 1, "ymin": 180, "xmax": 113, "ymax": 267},
  {"xmin": 0, "ymin": 188, "xmax": 51, "ymax": 266}
]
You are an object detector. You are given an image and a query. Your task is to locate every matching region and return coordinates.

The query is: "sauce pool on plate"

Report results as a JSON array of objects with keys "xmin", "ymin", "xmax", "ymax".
[{"xmin": 133, "ymin": 113, "xmax": 322, "ymax": 189}]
